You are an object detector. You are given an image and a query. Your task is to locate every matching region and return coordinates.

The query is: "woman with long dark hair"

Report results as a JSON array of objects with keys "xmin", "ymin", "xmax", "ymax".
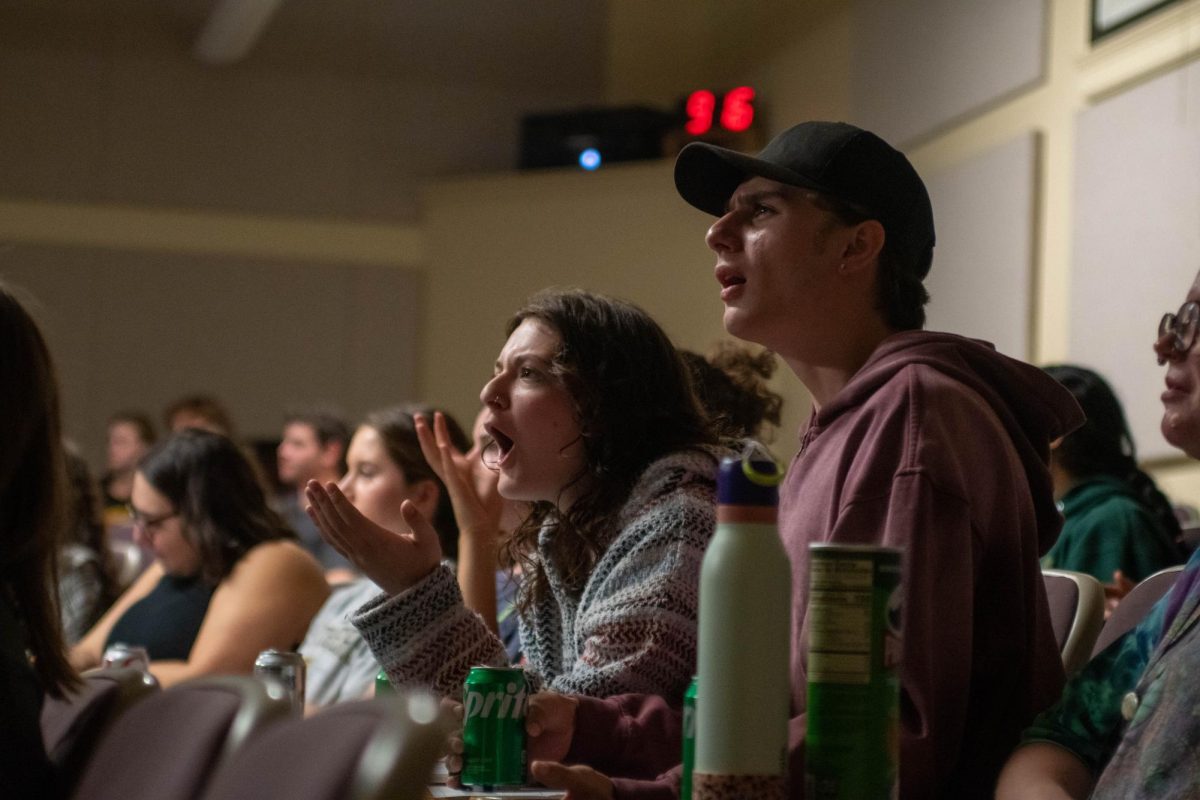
[
  {"xmin": 71, "ymin": 429, "xmax": 329, "ymax": 687},
  {"xmin": 0, "ymin": 283, "xmax": 80, "ymax": 796},
  {"xmin": 1042, "ymin": 364, "xmax": 1184, "ymax": 584},
  {"xmin": 307, "ymin": 288, "xmax": 725, "ymax": 702}
]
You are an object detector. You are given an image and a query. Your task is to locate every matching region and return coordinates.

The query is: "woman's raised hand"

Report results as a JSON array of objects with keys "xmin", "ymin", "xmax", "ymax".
[
  {"xmin": 305, "ymin": 481, "xmax": 442, "ymax": 596},
  {"xmin": 415, "ymin": 412, "xmax": 503, "ymax": 542}
]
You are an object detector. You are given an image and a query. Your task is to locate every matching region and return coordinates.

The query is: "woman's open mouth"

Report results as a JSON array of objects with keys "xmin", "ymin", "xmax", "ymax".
[{"xmin": 484, "ymin": 424, "xmax": 515, "ymax": 464}]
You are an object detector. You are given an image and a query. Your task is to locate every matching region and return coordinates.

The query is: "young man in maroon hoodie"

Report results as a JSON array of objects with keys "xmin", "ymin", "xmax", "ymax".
[{"xmin": 522, "ymin": 121, "xmax": 1085, "ymax": 800}]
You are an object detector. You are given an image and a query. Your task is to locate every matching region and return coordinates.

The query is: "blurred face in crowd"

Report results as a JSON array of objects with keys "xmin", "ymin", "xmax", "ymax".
[
  {"xmin": 478, "ymin": 318, "xmax": 586, "ymax": 508},
  {"xmin": 130, "ymin": 472, "xmax": 200, "ymax": 576},
  {"xmin": 277, "ymin": 422, "xmax": 328, "ymax": 486},
  {"xmin": 338, "ymin": 425, "xmax": 433, "ymax": 532},
  {"xmin": 1156, "ymin": 271, "xmax": 1200, "ymax": 459},
  {"xmin": 107, "ymin": 421, "xmax": 149, "ymax": 473},
  {"xmin": 169, "ymin": 411, "xmax": 225, "ymax": 436}
]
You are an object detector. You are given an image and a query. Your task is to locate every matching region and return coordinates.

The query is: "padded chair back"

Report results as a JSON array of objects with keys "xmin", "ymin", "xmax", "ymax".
[
  {"xmin": 1042, "ymin": 569, "xmax": 1105, "ymax": 676},
  {"xmin": 198, "ymin": 692, "xmax": 451, "ymax": 800},
  {"xmin": 1092, "ymin": 564, "xmax": 1185, "ymax": 657},
  {"xmin": 41, "ymin": 668, "xmax": 159, "ymax": 794},
  {"xmin": 69, "ymin": 675, "xmax": 292, "ymax": 800}
]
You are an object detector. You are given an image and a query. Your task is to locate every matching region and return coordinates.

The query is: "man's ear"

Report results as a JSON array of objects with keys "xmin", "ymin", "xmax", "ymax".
[{"xmin": 840, "ymin": 219, "xmax": 886, "ymax": 274}]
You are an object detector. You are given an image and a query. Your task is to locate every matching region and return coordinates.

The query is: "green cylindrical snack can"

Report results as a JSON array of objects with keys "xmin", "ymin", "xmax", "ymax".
[
  {"xmin": 461, "ymin": 665, "xmax": 528, "ymax": 789},
  {"xmin": 805, "ymin": 544, "xmax": 902, "ymax": 800},
  {"xmin": 681, "ymin": 676, "xmax": 698, "ymax": 800}
]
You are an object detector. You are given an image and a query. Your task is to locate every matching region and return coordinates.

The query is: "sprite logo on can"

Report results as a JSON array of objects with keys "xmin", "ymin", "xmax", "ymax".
[{"xmin": 461, "ymin": 666, "xmax": 528, "ymax": 788}]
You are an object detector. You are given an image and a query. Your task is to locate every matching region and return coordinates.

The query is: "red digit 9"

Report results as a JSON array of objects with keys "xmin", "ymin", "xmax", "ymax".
[{"xmin": 686, "ymin": 90, "xmax": 716, "ymax": 135}]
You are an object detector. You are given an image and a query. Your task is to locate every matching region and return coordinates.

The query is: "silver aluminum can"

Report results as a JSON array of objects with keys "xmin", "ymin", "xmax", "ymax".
[
  {"xmin": 253, "ymin": 649, "xmax": 306, "ymax": 714},
  {"xmin": 101, "ymin": 643, "xmax": 150, "ymax": 672}
]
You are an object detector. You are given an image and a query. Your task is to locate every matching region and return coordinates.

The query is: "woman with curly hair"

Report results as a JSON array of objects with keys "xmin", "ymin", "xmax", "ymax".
[{"xmin": 307, "ymin": 288, "xmax": 725, "ymax": 702}]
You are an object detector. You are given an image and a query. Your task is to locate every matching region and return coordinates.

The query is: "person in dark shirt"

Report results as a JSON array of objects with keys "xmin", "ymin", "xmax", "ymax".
[
  {"xmin": 70, "ymin": 430, "xmax": 329, "ymax": 687},
  {"xmin": 1041, "ymin": 364, "xmax": 1184, "ymax": 585}
]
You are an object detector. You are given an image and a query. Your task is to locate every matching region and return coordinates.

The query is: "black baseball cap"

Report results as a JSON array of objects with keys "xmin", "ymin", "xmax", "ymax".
[{"xmin": 674, "ymin": 121, "xmax": 936, "ymax": 279}]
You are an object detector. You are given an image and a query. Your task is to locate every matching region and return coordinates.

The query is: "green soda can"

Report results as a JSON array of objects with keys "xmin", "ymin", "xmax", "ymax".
[
  {"xmin": 681, "ymin": 676, "xmax": 698, "ymax": 800},
  {"xmin": 805, "ymin": 544, "xmax": 903, "ymax": 800},
  {"xmin": 461, "ymin": 666, "xmax": 528, "ymax": 789},
  {"xmin": 374, "ymin": 668, "xmax": 393, "ymax": 696}
]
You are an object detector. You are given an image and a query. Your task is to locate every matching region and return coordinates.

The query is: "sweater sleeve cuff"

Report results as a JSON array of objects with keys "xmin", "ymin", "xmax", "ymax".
[
  {"xmin": 350, "ymin": 564, "xmax": 504, "ymax": 696},
  {"xmin": 351, "ymin": 562, "xmax": 459, "ymax": 633}
]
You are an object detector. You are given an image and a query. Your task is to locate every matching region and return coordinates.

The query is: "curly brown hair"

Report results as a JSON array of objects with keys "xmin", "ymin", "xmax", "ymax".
[
  {"xmin": 679, "ymin": 342, "xmax": 783, "ymax": 441},
  {"xmin": 499, "ymin": 289, "xmax": 717, "ymax": 609}
]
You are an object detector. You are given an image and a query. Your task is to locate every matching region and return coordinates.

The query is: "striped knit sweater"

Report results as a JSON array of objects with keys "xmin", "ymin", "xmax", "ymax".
[{"xmin": 350, "ymin": 446, "xmax": 725, "ymax": 702}]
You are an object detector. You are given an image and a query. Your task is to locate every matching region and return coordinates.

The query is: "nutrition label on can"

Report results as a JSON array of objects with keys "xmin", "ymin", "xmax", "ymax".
[{"xmin": 808, "ymin": 557, "xmax": 875, "ymax": 685}]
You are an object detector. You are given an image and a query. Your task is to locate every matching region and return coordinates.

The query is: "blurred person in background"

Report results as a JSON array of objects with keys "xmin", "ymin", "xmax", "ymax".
[
  {"xmin": 0, "ymin": 282, "xmax": 81, "ymax": 797},
  {"xmin": 163, "ymin": 393, "xmax": 235, "ymax": 437},
  {"xmin": 100, "ymin": 410, "xmax": 156, "ymax": 510},
  {"xmin": 1041, "ymin": 364, "xmax": 1184, "ymax": 589},
  {"xmin": 70, "ymin": 429, "xmax": 328, "ymax": 687},
  {"xmin": 60, "ymin": 443, "xmax": 120, "ymax": 644},
  {"xmin": 299, "ymin": 404, "xmax": 471, "ymax": 709},
  {"xmin": 275, "ymin": 407, "xmax": 355, "ymax": 581}
]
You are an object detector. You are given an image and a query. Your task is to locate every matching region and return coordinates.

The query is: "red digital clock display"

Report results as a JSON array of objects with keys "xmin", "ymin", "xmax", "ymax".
[{"xmin": 685, "ymin": 86, "xmax": 756, "ymax": 135}]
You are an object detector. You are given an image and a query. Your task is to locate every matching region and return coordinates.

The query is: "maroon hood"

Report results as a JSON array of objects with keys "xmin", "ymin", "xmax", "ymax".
[{"xmin": 809, "ymin": 330, "xmax": 1085, "ymax": 553}]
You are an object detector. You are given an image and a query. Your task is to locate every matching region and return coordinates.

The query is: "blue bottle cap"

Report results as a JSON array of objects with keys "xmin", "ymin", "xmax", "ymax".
[{"xmin": 717, "ymin": 443, "xmax": 784, "ymax": 506}]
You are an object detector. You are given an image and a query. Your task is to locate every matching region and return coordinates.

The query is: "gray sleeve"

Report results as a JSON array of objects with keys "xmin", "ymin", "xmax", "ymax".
[{"xmin": 350, "ymin": 564, "xmax": 512, "ymax": 698}]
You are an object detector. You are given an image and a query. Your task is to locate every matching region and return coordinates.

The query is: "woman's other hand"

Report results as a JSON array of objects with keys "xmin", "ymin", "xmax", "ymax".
[
  {"xmin": 305, "ymin": 481, "xmax": 441, "ymax": 596},
  {"xmin": 415, "ymin": 412, "xmax": 503, "ymax": 543}
]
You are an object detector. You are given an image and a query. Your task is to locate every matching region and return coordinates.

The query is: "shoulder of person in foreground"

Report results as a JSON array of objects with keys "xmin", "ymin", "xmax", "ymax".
[{"xmin": 153, "ymin": 540, "xmax": 330, "ymax": 685}]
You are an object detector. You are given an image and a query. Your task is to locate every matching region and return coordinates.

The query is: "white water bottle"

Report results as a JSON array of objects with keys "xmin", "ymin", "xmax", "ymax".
[{"xmin": 693, "ymin": 446, "xmax": 791, "ymax": 799}]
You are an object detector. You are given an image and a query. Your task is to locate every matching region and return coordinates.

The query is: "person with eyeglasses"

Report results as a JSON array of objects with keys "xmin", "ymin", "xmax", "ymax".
[
  {"xmin": 69, "ymin": 429, "xmax": 330, "ymax": 687},
  {"xmin": 997, "ymin": 277, "xmax": 1200, "ymax": 799}
]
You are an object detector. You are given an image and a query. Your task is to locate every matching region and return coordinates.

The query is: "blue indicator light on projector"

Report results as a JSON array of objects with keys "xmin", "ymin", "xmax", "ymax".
[{"xmin": 578, "ymin": 148, "xmax": 601, "ymax": 170}]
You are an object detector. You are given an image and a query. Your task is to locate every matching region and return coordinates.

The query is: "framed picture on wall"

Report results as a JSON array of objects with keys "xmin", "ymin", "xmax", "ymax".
[{"xmin": 1092, "ymin": 0, "xmax": 1183, "ymax": 41}]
